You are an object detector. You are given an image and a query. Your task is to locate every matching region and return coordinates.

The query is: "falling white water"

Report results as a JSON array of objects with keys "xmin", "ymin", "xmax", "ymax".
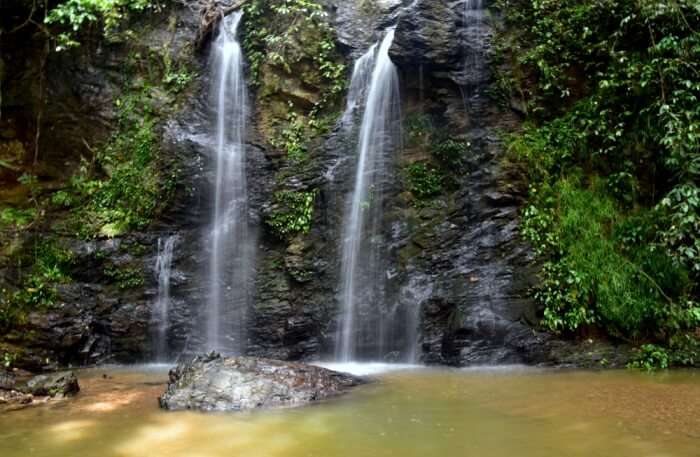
[
  {"xmin": 463, "ymin": 0, "xmax": 486, "ymax": 109},
  {"xmin": 207, "ymin": 11, "xmax": 253, "ymax": 354},
  {"xmin": 153, "ymin": 235, "xmax": 176, "ymax": 362},
  {"xmin": 336, "ymin": 29, "xmax": 400, "ymax": 362},
  {"xmin": 340, "ymin": 42, "xmax": 378, "ymax": 129}
]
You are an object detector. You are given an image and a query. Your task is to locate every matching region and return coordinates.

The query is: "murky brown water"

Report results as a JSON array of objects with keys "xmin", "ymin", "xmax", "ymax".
[{"xmin": 0, "ymin": 365, "xmax": 698, "ymax": 457}]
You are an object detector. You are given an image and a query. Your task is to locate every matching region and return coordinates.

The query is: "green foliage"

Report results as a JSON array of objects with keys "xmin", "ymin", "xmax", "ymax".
[
  {"xmin": 266, "ymin": 190, "xmax": 316, "ymax": 238},
  {"xmin": 243, "ymin": 0, "xmax": 346, "ymax": 159},
  {"xmin": 522, "ymin": 175, "xmax": 699, "ymax": 366},
  {"xmin": 404, "ymin": 113, "xmax": 435, "ymax": 146},
  {"xmin": 431, "ymin": 138, "xmax": 469, "ymax": 169},
  {"xmin": 524, "ymin": 177, "xmax": 697, "ymax": 339},
  {"xmin": 34, "ymin": 239, "xmax": 74, "ymax": 281},
  {"xmin": 57, "ymin": 89, "xmax": 165, "ymax": 238},
  {"xmin": 2, "ymin": 352, "xmax": 17, "ymax": 369},
  {"xmin": 402, "ymin": 112, "xmax": 469, "ymax": 200},
  {"xmin": 271, "ymin": 106, "xmax": 309, "ymax": 162},
  {"xmin": 162, "ymin": 69, "xmax": 193, "ymax": 94},
  {"xmin": 51, "ymin": 190, "xmax": 76, "ymax": 208},
  {"xmin": 658, "ymin": 183, "xmax": 700, "ymax": 274},
  {"xmin": 91, "ymin": 96, "xmax": 160, "ymax": 235},
  {"xmin": 0, "ymin": 240, "xmax": 74, "ymax": 331},
  {"xmin": 405, "ymin": 162, "xmax": 444, "ymax": 202},
  {"xmin": 0, "ymin": 207, "xmax": 38, "ymax": 229},
  {"xmin": 499, "ymin": 0, "xmax": 700, "ymax": 366},
  {"xmin": 104, "ymin": 264, "xmax": 144, "ymax": 289},
  {"xmin": 46, "ymin": 0, "xmax": 154, "ymax": 51},
  {"xmin": 506, "ymin": 118, "xmax": 577, "ymax": 182},
  {"xmin": 243, "ymin": 0, "xmax": 345, "ymax": 93},
  {"xmin": 629, "ymin": 344, "xmax": 671, "ymax": 370},
  {"xmin": 628, "ymin": 336, "xmax": 699, "ymax": 370}
]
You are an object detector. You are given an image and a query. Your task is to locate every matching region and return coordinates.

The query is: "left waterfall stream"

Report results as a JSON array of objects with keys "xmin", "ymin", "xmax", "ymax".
[{"xmin": 205, "ymin": 11, "xmax": 255, "ymax": 355}]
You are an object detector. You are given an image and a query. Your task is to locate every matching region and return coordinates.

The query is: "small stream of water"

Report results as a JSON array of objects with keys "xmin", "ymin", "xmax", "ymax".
[{"xmin": 152, "ymin": 235, "xmax": 177, "ymax": 361}]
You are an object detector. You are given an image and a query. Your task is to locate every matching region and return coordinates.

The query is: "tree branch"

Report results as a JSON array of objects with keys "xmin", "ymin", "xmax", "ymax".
[{"xmin": 195, "ymin": 0, "xmax": 250, "ymax": 50}]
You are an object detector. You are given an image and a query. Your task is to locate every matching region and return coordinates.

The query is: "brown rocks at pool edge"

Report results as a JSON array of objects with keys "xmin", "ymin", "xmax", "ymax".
[
  {"xmin": 159, "ymin": 354, "xmax": 364, "ymax": 412},
  {"xmin": 1, "ymin": 370, "xmax": 79, "ymax": 411},
  {"xmin": 25, "ymin": 371, "xmax": 80, "ymax": 397}
]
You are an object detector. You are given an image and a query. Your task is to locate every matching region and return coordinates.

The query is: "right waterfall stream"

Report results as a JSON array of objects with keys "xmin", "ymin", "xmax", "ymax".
[{"xmin": 335, "ymin": 29, "xmax": 402, "ymax": 362}]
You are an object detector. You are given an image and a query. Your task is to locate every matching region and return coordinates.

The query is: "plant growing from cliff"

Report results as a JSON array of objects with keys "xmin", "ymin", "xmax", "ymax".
[
  {"xmin": 242, "ymin": 0, "xmax": 346, "ymax": 160},
  {"xmin": 2, "ymin": 352, "xmax": 17, "ymax": 369},
  {"xmin": 56, "ymin": 86, "xmax": 168, "ymax": 238},
  {"xmin": 242, "ymin": 0, "xmax": 345, "ymax": 91},
  {"xmin": 0, "ymin": 240, "xmax": 75, "ymax": 330},
  {"xmin": 520, "ymin": 174, "xmax": 698, "ymax": 358},
  {"xmin": 90, "ymin": 97, "xmax": 160, "ymax": 235},
  {"xmin": 405, "ymin": 162, "xmax": 444, "ymax": 203},
  {"xmin": 0, "ymin": 208, "xmax": 38, "ymax": 230},
  {"xmin": 266, "ymin": 190, "xmax": 316, "ymax": 239},
  {"xmin": 104, "ymin": 264, "xmax": 145, "ymax": 289},
  {"xmin": 45, "ymin": 0, "xmax": 156, "ymax": 51},
  {"xmin": 431, "ymin": 138, "xmax": 469, "ymax": 170},
  {"xmin": 404, "ymin": 113, "xmax": 435, "ymax": 147},
  {"xmin": 271, "ymin": 105, "xmax": 309, "ymax": 162}
]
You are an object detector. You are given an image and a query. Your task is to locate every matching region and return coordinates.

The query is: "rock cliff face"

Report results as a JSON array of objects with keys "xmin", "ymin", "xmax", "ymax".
[{"xmin": 1, "ymin": 0, "xmax": 598, "ymax": 369}]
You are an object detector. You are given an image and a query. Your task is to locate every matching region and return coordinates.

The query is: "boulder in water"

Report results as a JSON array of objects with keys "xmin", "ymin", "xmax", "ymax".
[
  {"xmin": 159, "ymin": 353, "xmax": 364, "ymax": 412},
  {"xmin": 25, "ymin": 371, "xmax": 80, "ymax": 397}
]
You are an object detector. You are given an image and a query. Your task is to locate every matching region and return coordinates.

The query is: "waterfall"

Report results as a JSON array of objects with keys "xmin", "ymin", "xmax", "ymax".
[
  {"xmin": 207, "ymin": 11, "xmax": 253, "ymax": 354},
  {"xmin": 336, "ymin": 29, "xmax": 401, "ymax": 362},
  {"xmin": 463, "ymin": 0, "xmax": 486, "ymax": 110},
  {"xmin": 153, "ymin": 235, "xmax": 176, "ymax": 361},
  {"xmin": 340, "ymin": 43, "xmax": 378, "ymax": 130}
]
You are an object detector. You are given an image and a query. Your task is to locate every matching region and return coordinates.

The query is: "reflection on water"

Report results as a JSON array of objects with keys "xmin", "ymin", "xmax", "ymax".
[{"xmin": 0, "ymin": 366, "xmax": 698, "ymax": 457}]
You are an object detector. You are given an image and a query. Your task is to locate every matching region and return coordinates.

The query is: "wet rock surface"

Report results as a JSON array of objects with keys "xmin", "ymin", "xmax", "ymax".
[
  {"xmin": 159, "ymin": 354, "xmax": 364, "ymax": 412},
  {"xmin": 0, "ymin": 369, "xmax": 80, "ymax": 411},
  {"xmin": 0, "ymin": 389, "xmax": 34, "ymax": 410},
  {"xmin": 25, "ymin": 371, "xmax": 80, "ymax": 397},
  {"xmin": 1, "ymin": 0, "xmax": 624, "ymax": 369}
]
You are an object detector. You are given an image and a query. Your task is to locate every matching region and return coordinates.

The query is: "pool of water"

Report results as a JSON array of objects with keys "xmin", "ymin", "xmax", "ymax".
[{"xmin": 1, "ymin": 365, "xmax": 698, "ymax": 457}]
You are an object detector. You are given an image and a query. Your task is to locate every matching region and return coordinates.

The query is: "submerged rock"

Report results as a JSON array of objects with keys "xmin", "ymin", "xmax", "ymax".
[
  {"xmin": 25, "ymin": 371, "xmax": 80, "ymax": 397},
  {"xmin": 159, "ymin": 354, "xmax": 364, "ymax": 412}
]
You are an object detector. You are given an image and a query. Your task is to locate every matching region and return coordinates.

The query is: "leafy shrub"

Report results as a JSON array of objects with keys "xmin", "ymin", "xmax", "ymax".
[
  {"xmin": 498, "ymin": 0, "xmax": 700, "ymax": 366},
  {"xmin": 0, "ymin": 240, "xmax": 74, "ymax": 331},
  {"xmin": 266, "ymin": 190, "xmax": 316, "ymax": 238},
  {"xmin": 243, "ymin": 0, "xmax": 346, "ymax": 163},
  {"xmin": 431, "ymin": 138, "xmax": 469, "ymax": 169},
  {"xmin": 46, "ymin": 0, "xmax": 153, "ymax": 51},
  {"xmin": 59, "ymin": 90, "xmax": 162, "ymax": 238},
  {"xmin": 0, "ymin": 208, "xmax": 37, "ymax": 228},
  {"xmin": 403, "ymin": 113, "xmax": 434, "ymax": 146},
  {"xmin": 405, "ymin": 162, "xmax": 444, "ymax": 202},
  {"xmin": 524, "ymin": 177, "xmax": 695, "ymax": 341},
  {"xmin": 658, "ymin": 183, "xmax": 700, "ymax": 274},
  {"xmin": 629, "ymin": 344, "xmax": 671, "ymax": 371},
  {"xmin": 104, "ymin": 264, "xmax": 145, "ymax": 289}
]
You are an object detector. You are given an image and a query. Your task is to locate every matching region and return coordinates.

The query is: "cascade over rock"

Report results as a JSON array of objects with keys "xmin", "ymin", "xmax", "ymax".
[
  {"xmin": 153, "ymin": 235, "xmax": 177, "ymax": 361},
  {"xmin": 0, "ymin": 0, "xmax": 635, "ymax": 370},
  {"xmin": 205, "ymin": 11, "xmax": 254, "ymax": 355},
  {"xmin": 336, "ymin": 29, "xmax": 403, "ymax": 362}
]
